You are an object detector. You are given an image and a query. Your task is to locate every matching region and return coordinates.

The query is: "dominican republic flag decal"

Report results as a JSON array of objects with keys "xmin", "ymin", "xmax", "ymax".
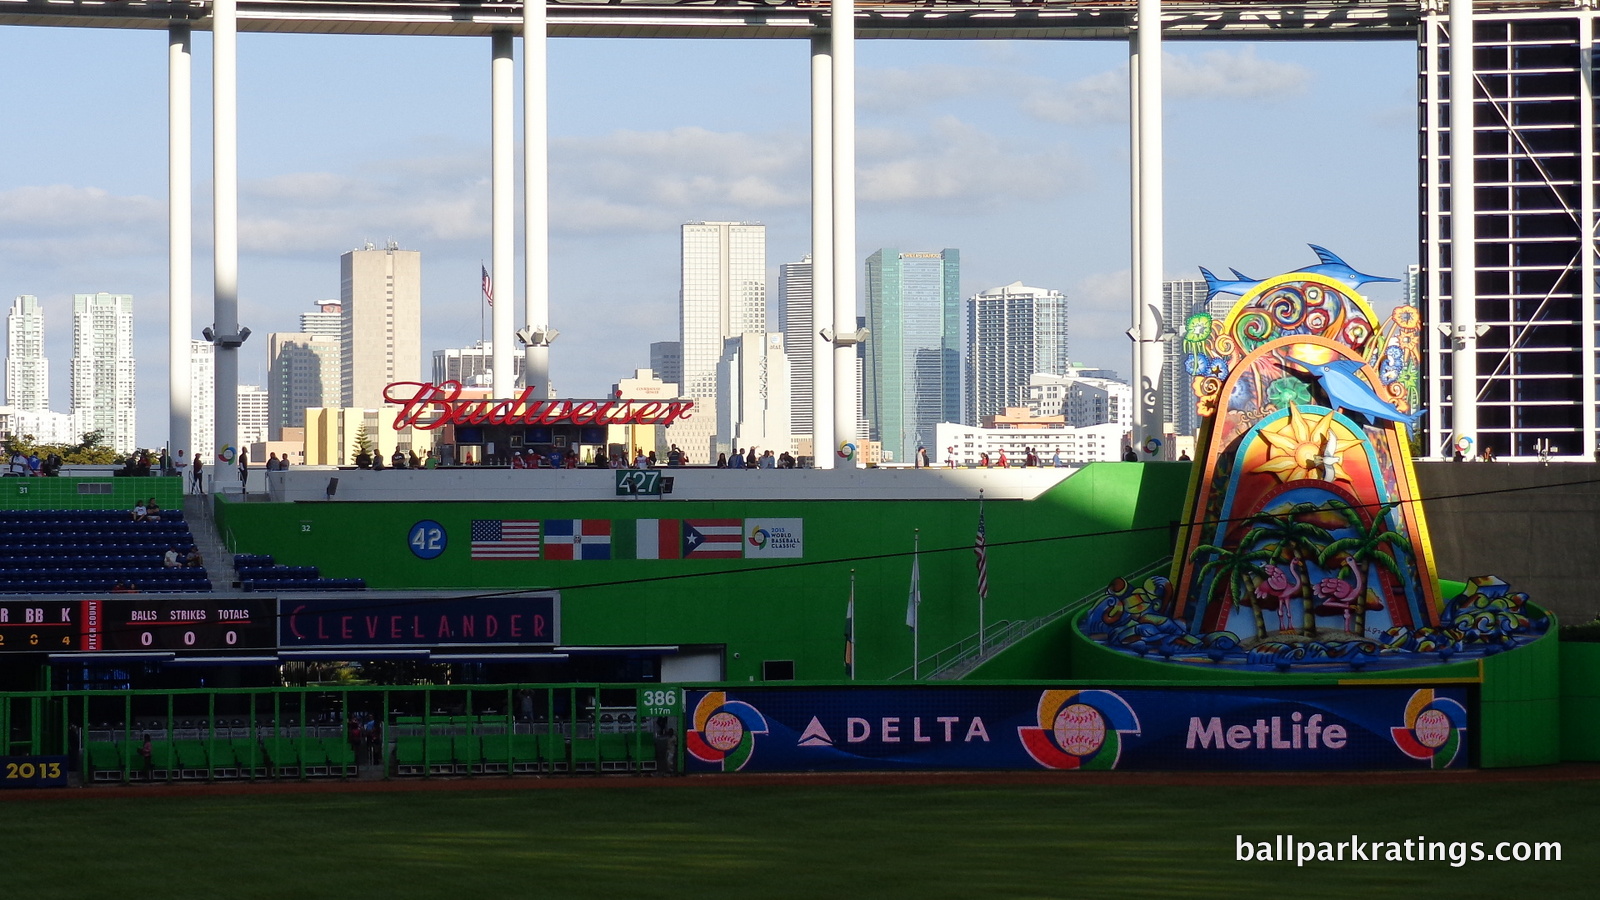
[
  {"xmin": 683, "ymin": 519, "xmax": 744, "ymax": 559},
  {"xmin": 543, "ymin": 519, "xmax": 612, "ymax": 560}
]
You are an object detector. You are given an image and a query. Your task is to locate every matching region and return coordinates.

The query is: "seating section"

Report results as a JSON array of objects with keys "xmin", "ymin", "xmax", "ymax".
[
  {"xmin": 0, "ymin": 509, "xmax": 211, "ymax": 593},
  {"xmin": 234, "ymin": 554, "xmax": 365, "ymax": 592},
  {"xmin": 85, "ymin": 725, "xmax": 354, "ymax": 782},
  {"xmin": 389, "ymin": 714, "xmax": 654, "ymax": 778}
]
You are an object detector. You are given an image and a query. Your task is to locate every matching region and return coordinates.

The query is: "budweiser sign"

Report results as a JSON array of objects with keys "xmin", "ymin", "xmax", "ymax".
[{"xmin": 383, "ymin": 381, "xmax": 696, "ymax": 431}]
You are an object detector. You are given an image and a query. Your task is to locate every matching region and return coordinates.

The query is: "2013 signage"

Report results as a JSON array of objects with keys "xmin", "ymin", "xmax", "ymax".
[{"xmin": 383, "ymin": 381, "xmax": 695, "ymax": 431}]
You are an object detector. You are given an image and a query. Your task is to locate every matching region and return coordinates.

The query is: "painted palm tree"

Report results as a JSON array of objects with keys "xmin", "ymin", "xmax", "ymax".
[
  {"xmin": 1316, "ymin": 500, "xmax": 1410, "ymax": 637},
  {"xmin": 1192, "ymin": 542, "xmax": 1275, "ymax": 641},
  {"xmin": 1238, "ymin": 503, "xmax": 1335, "ymax": 637}
]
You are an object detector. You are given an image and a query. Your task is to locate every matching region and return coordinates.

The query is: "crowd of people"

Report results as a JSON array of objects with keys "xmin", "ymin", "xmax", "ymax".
[
  {"xmin": 353, "ymin": 447, "xmax": 438, "ymax": 470},
  {"xmin": 931, "ymin": 445, "xmax": 1066, "ymax": 469}
]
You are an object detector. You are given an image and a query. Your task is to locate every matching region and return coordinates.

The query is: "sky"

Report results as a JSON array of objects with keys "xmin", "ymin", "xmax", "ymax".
[{"xmin": 0, "ymin": 23, "xmax": 1420, "ymax": 449}]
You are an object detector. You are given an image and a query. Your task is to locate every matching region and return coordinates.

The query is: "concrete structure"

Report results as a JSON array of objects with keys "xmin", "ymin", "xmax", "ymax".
[
  {"xmin": 649, "ymin": 341, "xmax": 682, "ymax": 394},
  {"xmin": 934, "ymin": 420, "xmax": 1124, "ymax": 468},
  {"xmin": 5, "ymin": 295, "xmax": 47, "ymax": 413},
  {"xmin": 0, "ymin": 407, "xmax": 84, "ymax": 446},
  {"xmin": 70, "ymin": 292, "xmax": 136, "ymax": 453},
  {"xmin": 779, "ymin": 255, "xmax": 815, "ymax": 443},
  {"xmin": 613, "ymin": 368, "xmax": 679, "ymax": 460},
  {"xmin": 340, "ymin": 244, "xmax": 421, "ymax": 411},
  {"xmin": 433, "ymin": 341, "xmax": 495, "ymax": 388},
  {"xmin": 267, "ymin": 332, "xmax": 340, "ymax": 440},
  {"xmin": 1027, "ymin": 369, "xmax": 1132, "ymax": 431},
  {"xmin": 300, "ymin": 300, "xmax": 342, "ymax": 338},
  {"xmin": 865, "ymin": 249, "xmax": 961, "ymax": 465},
  {"xmin": 715, "ymin": 332, "xmax": 792, "ymax": 461},
  {"xmin": 965, "ymin": 281, "xmax": 1070, "ymax": 426},
  {"xmin": 680, "ymin": 222, "xmax": 766, "ymax": 402}
]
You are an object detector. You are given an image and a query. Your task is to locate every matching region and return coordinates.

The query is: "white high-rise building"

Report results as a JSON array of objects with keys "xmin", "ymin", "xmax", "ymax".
[
  {"xmin": 70, "ymin": 292, "xmax": 135, "ymax": 453},
  {"xmin": 715, "ymin": 332, "xmax": 792, "ymax": 460},
  {"xmin": 301, "ymin": 300, "xmax": 343, "ymax": 338},
  {"xmin": 1028, "ymin": 368, "xmax": 1132, "ymax": 431},
  {"xmin": 779, "ymin": 256, "xmax": 815, "ymax": 441},
  {"xmin": 190, "ymin": 340, "xmax": 215, "ymax": 458},
  {"xmin": 1160, "ymin": 278, "xmax": 1213, "ymax": 438},
  {"xmin": 433, "ymin": 341, "xmax": 494, "ymax": 387},
  {"xmin": 268, "ymin": 332, "xmax": 341, "ymax": 440},
  {"xmin": 341, "ymin": 245, "xmax": 421, "ymax": 410},
  {"xmin": 965, "ymin": 281, "xmax": 1070, "ymax": 426},
  {"xmin": 238, "ymin": 385, "xmax": 270, "ymax": 449},
  {"xmin": 675, "ymin": 222, "xmax": 766, "ymax": 460},
  {"xmin": 5, "ymin": 295, "xmax": 48, "ymax": 413}
]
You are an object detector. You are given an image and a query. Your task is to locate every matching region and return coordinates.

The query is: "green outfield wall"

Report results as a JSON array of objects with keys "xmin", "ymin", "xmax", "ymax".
[
  {"xmin": 1, "ymin": 475, "xmax": 183, "ymax": 511},
  {"xmin": 212, "ymin": 463, "xmax": 1190, "ymax": 683}
]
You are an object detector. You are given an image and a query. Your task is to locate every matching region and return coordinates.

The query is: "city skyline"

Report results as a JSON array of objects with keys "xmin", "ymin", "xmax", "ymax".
[{"xmin": 0, "ymin": 29, "xmax": 1417, "ymax": 449}]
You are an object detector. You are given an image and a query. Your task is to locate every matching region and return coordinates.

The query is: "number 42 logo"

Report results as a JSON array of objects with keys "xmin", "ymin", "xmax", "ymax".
[{"xmin": 408, "ymin": 520, "xmax": 448, "ymax": 560}]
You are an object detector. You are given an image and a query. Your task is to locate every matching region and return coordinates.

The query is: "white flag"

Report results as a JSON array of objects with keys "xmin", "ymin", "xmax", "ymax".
[{"xmin": 906, "ymin": 552, "xmax": 921, "ymax": 629}]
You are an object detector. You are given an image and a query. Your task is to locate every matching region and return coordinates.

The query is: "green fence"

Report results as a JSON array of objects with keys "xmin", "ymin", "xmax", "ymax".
[{"xmin": 2, "ymin": 683, "xmax": 671, "ymax": 785}]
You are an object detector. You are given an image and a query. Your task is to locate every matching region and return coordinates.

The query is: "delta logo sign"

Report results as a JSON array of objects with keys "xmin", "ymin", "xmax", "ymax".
[
  {"xmin": 1017, "ymin": 690, "xmax": 1141, "ymax": 771},
  {"xmin": 685, "ymin": 691, "xmax": 769, "ymax": 772},
  {"xmin": 1389, "ymin": 688, "xmax": 1468, "ymax": 768}
]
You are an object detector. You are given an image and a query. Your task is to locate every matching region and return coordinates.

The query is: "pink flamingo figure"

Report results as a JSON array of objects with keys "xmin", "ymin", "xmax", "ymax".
[
  {"xmin": 1313, "ymin": 562, "xmax": 1367, "ymax": 634},
  {"xmin": 1254, "ymin": 560, "xmax": 1303, "ymax": 632}
]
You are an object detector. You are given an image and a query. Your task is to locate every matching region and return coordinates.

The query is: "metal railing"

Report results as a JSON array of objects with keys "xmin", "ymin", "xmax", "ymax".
[{"xmin": 890, "ymin": 557, "xmax": 1173, "ymax": 681}]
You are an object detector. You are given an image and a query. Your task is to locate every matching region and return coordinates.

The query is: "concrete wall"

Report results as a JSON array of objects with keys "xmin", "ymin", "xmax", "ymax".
[{"xmin": 1416, "ymin": 461, "xmax": 1600, "ymax": 623}]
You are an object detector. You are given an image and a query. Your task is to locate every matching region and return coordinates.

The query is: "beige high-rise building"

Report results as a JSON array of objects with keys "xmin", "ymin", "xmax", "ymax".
[{"xmin": 340, "ymin": 244, "xmax": 421, "ymax": 410}]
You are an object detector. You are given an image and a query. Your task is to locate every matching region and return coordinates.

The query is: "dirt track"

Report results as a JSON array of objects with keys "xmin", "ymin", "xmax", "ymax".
[{"xmin": 6, "ymin": 763, "xmax": 1600, "ymax": 802}]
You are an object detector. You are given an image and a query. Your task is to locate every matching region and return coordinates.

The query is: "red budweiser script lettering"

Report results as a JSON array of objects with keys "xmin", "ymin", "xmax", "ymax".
[{"xmin": 383, "ymin": 382, "xmax": 696, "ymax": 431}]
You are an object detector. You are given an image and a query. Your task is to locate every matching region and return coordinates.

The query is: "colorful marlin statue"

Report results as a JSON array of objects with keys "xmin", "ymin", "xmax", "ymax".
[{"xmin": 1086, "ymin": 246, "xmax": 1545, "ymax": 670}]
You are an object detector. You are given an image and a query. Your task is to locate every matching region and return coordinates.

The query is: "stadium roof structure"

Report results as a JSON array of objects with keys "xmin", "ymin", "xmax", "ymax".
[{"xmin": 0, "ymin": 0, "xmax": 1431, "ymax": 42}]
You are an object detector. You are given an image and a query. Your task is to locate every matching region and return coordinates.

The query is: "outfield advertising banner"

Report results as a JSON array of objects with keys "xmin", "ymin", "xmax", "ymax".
[
  {"xmin": 683, "ymin": 685, "xmax": 1470, "ymax": 773},
  {"xmin": 278, "ymin": 594, "xmax": 559, "ymax": 648}
]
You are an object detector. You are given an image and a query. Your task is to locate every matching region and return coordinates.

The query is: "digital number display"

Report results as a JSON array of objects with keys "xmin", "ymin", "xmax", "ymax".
[
  {"xmin": 0, "ymin": 601, "xmax": 85, "ymax": 653},
  {"xmin": 1, "ymin": 757, "xmax": 69, "ymax": 789},
  {"xmin": 616, "ymin": 469, "xmax": 662, "ymax": 496},
  {"xmin": 86, "ymin": 599, "xmax": 276, "ymax": 652}
]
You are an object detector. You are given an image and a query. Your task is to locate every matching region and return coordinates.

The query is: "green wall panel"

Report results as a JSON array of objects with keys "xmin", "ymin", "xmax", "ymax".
[
  {"xmin": 214, "ymin": 463, "xmax": 1189, "ymax": 683},
  {"xmin": 2, "ymin": 476, "xmax": 183, "ymax": 511}
]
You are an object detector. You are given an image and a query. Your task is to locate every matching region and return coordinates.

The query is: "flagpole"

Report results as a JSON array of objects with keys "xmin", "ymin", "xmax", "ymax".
[
  {"xmin": 848, "ymin": 568, "xmax": 857, "ymax": 682},
  {"xmin": 978, "ymin": 489, "xmax": 985, "ymax": 653},
  {"xmin": 911, "ymin": 528, "xmax": 921, "ymax": 680}
]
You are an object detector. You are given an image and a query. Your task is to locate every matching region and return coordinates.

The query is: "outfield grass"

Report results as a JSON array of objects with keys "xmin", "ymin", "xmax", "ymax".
[{"xmin": 2, "ymin": 781, "xmax": 1592, "ymax": 899}]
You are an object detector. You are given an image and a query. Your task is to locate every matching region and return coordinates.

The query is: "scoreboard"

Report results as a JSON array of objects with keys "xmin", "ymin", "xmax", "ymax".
[{"xmin": 0, "ymin": 598, "xmax": 275, "ymax": 654}]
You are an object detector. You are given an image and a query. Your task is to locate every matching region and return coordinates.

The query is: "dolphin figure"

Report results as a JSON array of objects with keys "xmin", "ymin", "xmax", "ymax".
[
  {"xmin": 1285, "ymin": 356, "xmax": 1425, "ymax": 429},
  {"xmin": 1302, "ymin": 245, "xmax": 1401, "ymax": 289},
  {"xmin": 1199, "ymin": 266, "xmax": 1261, "ymax": 299},
  {"xmin": 1229, "ymin": 268, "xmax": 1256, "ymax": 282}
]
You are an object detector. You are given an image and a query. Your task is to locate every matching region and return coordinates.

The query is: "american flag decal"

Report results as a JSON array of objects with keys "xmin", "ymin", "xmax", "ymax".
[{"xmin": 471, "ymin": 520, "xmax": 540, "ymax": 559}]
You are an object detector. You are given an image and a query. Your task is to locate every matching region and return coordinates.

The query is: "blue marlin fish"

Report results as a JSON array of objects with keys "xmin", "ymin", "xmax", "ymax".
[
  {"xmin": 1302, "ymin": 245, "xmax": 1400, "ymax": 289},
  {"xmin": 1284, "ymin": 356, "xmax": 1424, "ymax": 429},
  {"xmin": 1199, "ymin": 266, "xmax": 1261, "ymax": 299}
]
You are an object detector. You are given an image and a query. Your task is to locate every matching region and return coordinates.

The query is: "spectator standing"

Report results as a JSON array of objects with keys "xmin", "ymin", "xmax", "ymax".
[
  {"xmin": 192, "ymin": 456, "xmax": 204, "ymax": 494},
  {"xmin": 392, "ymin": 448, "xmax": 406, "ymax": 469},
  {"xmin": 266, "ymin": 452, "xmax": 280, "ymax": 471},
  {"xmin": 746, "ymin": 448, "xmax": 758, "ymax": 468},
  {"xmin": 238, "ymin": 448, "xmax": 250, "ymax": 491}
]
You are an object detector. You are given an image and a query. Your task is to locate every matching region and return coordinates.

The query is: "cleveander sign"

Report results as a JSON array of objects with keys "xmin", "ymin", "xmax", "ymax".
[
  {"xmin": 383, "ymin": 381, "xmax": 695, "ymax": 431},
  {"xmin": 278, "ymin": 594, "xmax": 560, "ymax": 649}
]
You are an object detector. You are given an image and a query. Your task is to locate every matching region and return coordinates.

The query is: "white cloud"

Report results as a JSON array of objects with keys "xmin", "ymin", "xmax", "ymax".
[
  {"xmin": 859, "ymin": 117, "xmax": 1082, "ymax": 206},
  {"xmin": 1165, "ymin": 48, "xmax": 1310, "ymax": 100}
]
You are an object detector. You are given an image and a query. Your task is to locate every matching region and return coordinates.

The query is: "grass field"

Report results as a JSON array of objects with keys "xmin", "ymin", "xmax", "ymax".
[{"xmin": 2, "ymin": 780, "xmax": 1592, "ymax": 899}]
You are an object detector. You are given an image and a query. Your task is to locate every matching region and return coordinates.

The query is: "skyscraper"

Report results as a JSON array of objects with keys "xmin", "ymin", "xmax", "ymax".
[
  {"xmin": 649, "ymin": 341, "xmax": 682, "ymax": 395},
  {"xmin": 779, "ymin": 255, "xmax": 815, "ymax": 440},
  {"xmin": 680, "ymin": 222, "xmax": 766, "ymax": 400},
  {"xmin": 865, "ymin": 249, "xmax": 961, "ymax": 464},
  {"xmin": 675, "ymin": 222, "xmax": 766, "ymax": 460},
  {"xmin": 965, "ymin": 281, "xmax": 1069, "ymax": 426},
  {"xmin": 238, "ymin": 385, "xmax": 269, "ymax": 449},
  {"xmin": 341, "ymin": 244, "xmax": 421, "ymax": 410},
  {"xmin": 70, "ymin": 292, "xmax": 135, "ymax": 453},
  {"xmin": 268, "ymin": 331, "xmax": 340, "ymax": 440},
  {"xmin": 191, "ymin": 339, "xmax": 215, "ymax": 458},
  {"xmin": 433, "ymin": 342, "xmax": 494, "ymax": 387},
  {"xmin": 301, "ymin": 300, "xmax": 343, "ymax": 338},
  {"xmin": 1160, "ymin": 278, "xmax": 1212, "ymax": 438},
  {"xmin": 715, "ymin": 332, "xmax": 792, "ymax": 459},
  {"xmin": 5, "ymin": 295, "xmax": 47, "ymax": 413}
]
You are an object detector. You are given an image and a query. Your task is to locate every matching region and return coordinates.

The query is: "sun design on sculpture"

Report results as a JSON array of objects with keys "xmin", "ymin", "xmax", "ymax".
[{"xmin": 1251, "ymin": 404, "xmax": 1350, "ymax": 484}]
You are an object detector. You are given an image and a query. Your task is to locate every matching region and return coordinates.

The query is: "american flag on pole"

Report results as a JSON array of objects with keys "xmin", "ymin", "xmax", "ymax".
[
  {"xmin": 481, "ymin": 264, "xmax": 494, "ymax": 307},
  {"xmin": 974, "ymin": 505, "xmax": 989, "ymax": 601},
  {"xmin": 471, "ymin": 520, "xmax": 540, "ymax": 559}
]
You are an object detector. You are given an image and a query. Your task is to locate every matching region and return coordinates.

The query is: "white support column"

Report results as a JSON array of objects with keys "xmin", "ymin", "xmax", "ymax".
[
  {"xmin": 1133, "ymin": 0, "xmax": 1165, "ymax": 454},
  {"xmin": 1448, "ymin": 0, "xmax": 1478, "ymax": 452},
  {"xmin": 212, "ymin": 0, "xmax": 240, "ymax": 481},
  {"xmin": 812, "ymin": 33, "xmax": 836, "ymax": 469},
  {"xmin": 1424, "ymin": 15, "xmax": 1446, "ymax": 457},
  {"xmin": 523, "ymin": 2, "xmax": 552, "ymax": 399},
  {"xmin": 169, "ymin": 25, "xmax": 192, "ymax": 462},
  {"xmin": 491, "ymin": 30, "xmax": 515, "ymax": 399},
  {"xmin": 831, "ymin": 0, "xmax": 859, "ymax": 467},
  {"xmin": 1579, "ymin": 13, "xmax": 1596, "ymax": 459},
  {"xmin": 1127, "ymin": 34, "xmax": 1140, "ymax": 457}
]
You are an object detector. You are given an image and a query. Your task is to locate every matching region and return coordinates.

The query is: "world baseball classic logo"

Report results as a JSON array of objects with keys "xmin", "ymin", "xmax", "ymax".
[
  {"xmin": 1017, "ymin": 689, "xmax": 1141, "ymax": 770},
  {"xmin": 686, "ymin": 691, "xmax": 770, "ymax": 772},
  {"xmin": 1390, "ymin": 688, "xmax": 1467, "ymax": 768}
]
